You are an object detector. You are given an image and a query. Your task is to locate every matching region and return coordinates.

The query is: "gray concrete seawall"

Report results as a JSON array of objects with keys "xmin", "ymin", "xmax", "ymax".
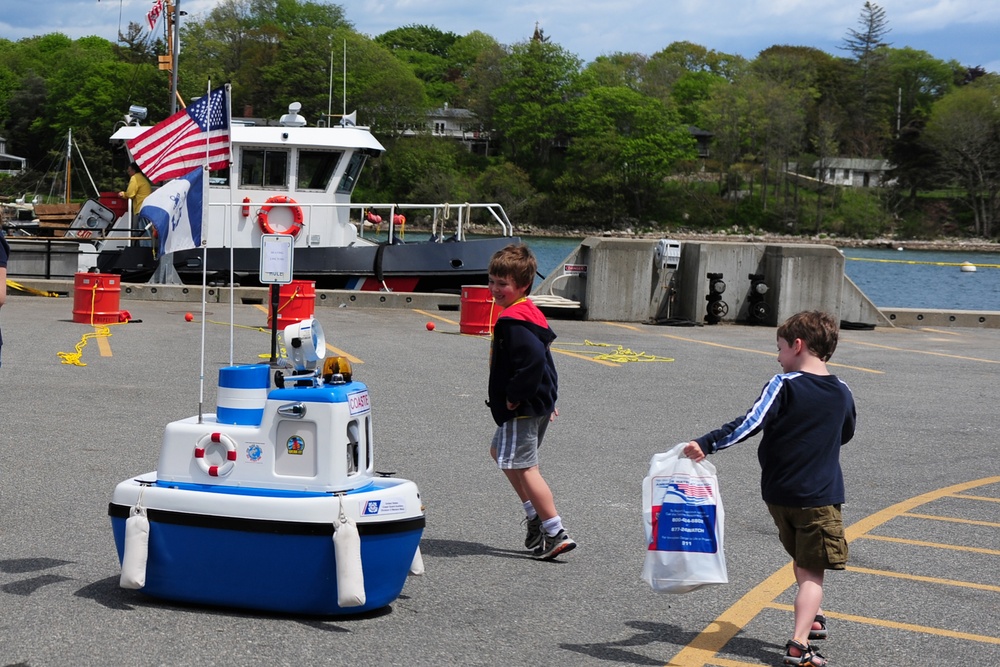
[
  {"xmin": 531, "ymin": 236, "xmax": 1000, "ymax": 328},
  {"xmin": 10, "ymin": 236, "xmax": 1000, "ymax": 328}
]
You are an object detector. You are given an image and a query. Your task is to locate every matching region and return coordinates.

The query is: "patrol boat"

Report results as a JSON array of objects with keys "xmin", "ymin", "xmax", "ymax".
[
  {"xmin": 95, "ymin": 102, "xmax": 517, "ymax": 291},
  {"xmin": 108, "ymin": 318, "xmax": 425, "ymax": 614}
]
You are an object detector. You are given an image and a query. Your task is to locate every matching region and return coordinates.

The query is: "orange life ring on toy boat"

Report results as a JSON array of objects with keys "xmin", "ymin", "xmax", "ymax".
[
  {"xmin": 257, "ymin": 196, "xmax": 304, "ymax": 236},
  {"xmin": 194, "ymin": 432, "xmax": 239, "ymax": 477}
]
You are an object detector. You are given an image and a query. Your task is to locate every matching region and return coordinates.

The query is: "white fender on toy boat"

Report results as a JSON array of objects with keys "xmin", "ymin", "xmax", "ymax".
[{"xmin": 119, "ymin": 503, "xmax": 149, "ymax": 590}]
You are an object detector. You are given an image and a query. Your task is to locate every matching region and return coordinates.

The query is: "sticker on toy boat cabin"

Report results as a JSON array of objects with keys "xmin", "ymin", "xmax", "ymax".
[
  {"xmin": 348, "ymin": 390, "xmax": 370, "ymax": 416},
  {"xmin": 286, "ymin": 435, "xmax": 306, "ymax": 455},
  {"xmin": 360, "ymin": 498, "xmax": 408, "ymax": 516},
  {"xmin": 245, "ymin": 442, "xmax": 264, "ymax": 463}
]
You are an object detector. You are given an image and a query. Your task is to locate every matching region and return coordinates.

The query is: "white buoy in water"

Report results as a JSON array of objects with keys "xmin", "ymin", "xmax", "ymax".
[{"xmin": 960, "ymin": 261, "xmax": 977, "ymax": 273}]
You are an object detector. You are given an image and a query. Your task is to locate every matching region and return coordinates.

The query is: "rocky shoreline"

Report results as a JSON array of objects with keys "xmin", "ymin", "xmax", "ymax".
[{"xmin": 459, "ymin": 224, "xmax": 1000, "ymax": 253}]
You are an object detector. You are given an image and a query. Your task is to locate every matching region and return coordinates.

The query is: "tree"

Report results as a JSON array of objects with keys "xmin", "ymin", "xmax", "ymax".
[
  {"xmin": 375, "ymin": 25, "xmax": 461, "ymax": 106},
  {"xmin": 181, "ymin": 0, "xmax": 352, "ymax": 119},
  {"xmin": 453, "ymin": 32, "xmax": 506, "ymax": 128},
  {"xmin": 885, "ymin": 47, "xmax": 955, "ymax": 130},
  {"xmin": 491, "ymin": 39, "xmax": 581, "ymax": 168},
  {"xmin": 924, "ymin": 79, "xmax": 1000, "ymax": 237},
  {"xmin": 840, "ymin": 2, "xmax": 893, "ymax": 156},
  {"xmin": 581, "ymin": 52, "xmax": 648, "ymax": 91},
  {"xmin": 554, "ymin": 85, "xmax": 695, "ymax": 225}
]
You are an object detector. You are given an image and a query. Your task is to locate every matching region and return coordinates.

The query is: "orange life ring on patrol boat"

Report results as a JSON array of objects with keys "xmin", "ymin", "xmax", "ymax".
[
  {"xmin": 257, "ymin": 195, "xmax": 304, "ymax": 236},
  {"xmin": 194, "ymin": 432, "xmax": 239, "ymax": 477}
]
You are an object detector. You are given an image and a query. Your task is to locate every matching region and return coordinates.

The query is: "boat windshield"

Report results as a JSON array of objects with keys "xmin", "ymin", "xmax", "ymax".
[
  {"xmin": 298, "ymin": 150, "xmax": 343, "ymax": 191},
  {"xmin": 336, "ymin": 152, "xmax": 366, "ymax": 195}
]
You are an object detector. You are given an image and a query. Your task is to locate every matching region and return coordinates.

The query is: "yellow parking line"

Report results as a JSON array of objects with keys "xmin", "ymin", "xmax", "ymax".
[
  {"xmin": 767, "ymin": 603, "xmax": 1000, "ymax": 645},
  {"xmin": 97, "ymin": 330, "xmax": 112, "ymax": 357},
  {"xmin": 414, "ymin": 308, "xmax": 459, "ymax": 326},
  {"xmin": 903, "ymin": 511, "xmax": 1000, "ymax": 529},
  {"xmin": 666, "ymin": 476, "xmax": 1000, "ymax": 666},
  {"xmin": 845, "ymin": 565, "xmax": 1000, "ymax": 594},
  {"xmin": 860, "ymin": 533, "xmax": 1000, "ymax": 556},
  {"xmin": 659, "ymin": 333, "xmax": 883, "ymax": 374},
  {"xmin": 952, "ymin": 493, "xmax": 1000, "ymax": 503},
  {"xmin": 849, "ymin": 339, "xmax": 1000, "ymax": 364},
  {"xmin": 700, "ymin": 658, "xmax": 759, "ymax": 667}
]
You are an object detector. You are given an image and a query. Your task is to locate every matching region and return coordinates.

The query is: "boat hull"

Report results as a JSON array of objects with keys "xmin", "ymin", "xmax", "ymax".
[
  {"xmin": 96, "ymin": 235, "xmax": 519, "ymax": 291},
  {"xmin": 109, "ymin": 475, "xmax": 424, "ymax": 615}
]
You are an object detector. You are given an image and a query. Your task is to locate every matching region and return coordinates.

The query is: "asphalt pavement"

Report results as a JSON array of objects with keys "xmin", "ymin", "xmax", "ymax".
[{"xmin": 1, "ymin": 292, "xmax": 998, "ymax": 666}]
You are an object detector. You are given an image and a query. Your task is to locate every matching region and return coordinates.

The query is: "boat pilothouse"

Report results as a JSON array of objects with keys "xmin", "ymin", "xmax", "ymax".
[{"xmin": 100, "ymin": 102, "xmax": 517, "ymax": 291}]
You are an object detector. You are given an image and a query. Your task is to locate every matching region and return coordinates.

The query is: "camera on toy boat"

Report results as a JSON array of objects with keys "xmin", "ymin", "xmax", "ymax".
[{"xmin": 274, "ymin": 318, "xmax": 353, "ymax": 388}]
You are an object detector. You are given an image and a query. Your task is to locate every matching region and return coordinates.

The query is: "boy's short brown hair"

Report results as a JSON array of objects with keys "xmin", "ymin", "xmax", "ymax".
[
  {"xmin": 776, "ymin": 310, "xmax": 839, "ymax": 362},
  {"xmin": 488, "ymin": 243, "xmax": 536, "ymax": 291}
]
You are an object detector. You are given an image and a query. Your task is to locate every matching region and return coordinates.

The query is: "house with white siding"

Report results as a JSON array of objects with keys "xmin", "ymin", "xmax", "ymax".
[
  {"xmin": 812, "ymin": 157, "xmax": 892, "ymax": 187},
  {"xmin": 0, "ymin": 136, "xmax": 26, "ymax": 175}
]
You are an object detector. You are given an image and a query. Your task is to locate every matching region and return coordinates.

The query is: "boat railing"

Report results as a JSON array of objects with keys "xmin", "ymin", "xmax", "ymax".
[
  {"xmin": 204, "ymin": 201, "xmax": 514, "ymax": 244},
  {"xmin": 4, "ymin": 200, "xmax": 515, "ymax": 252}
]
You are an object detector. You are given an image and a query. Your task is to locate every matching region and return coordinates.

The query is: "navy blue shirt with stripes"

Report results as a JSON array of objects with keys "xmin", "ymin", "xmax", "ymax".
[{"xmin": 693, "ymin": 372, "xmax": 856, "ymax": 508}]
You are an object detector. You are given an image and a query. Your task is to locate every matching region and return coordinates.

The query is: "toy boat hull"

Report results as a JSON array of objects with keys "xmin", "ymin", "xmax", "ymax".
[{"xmin": 109, "ymin": 475, "xmax": 424, "ymax": 615}]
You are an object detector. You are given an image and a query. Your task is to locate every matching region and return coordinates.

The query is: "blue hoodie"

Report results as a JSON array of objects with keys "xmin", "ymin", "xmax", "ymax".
[{"xmin": 487, "ymin": 298, "xmax": 558, "ymax": 426}]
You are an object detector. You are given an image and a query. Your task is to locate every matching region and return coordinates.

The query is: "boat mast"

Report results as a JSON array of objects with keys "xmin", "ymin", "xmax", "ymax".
[{"xmin": 65, "ymin": 128, "xmax": 72, "ymax": 203}]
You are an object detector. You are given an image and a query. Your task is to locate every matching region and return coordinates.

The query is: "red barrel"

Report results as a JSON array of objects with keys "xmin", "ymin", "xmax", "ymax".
[
  {"xmin": 460, "ymin": 285, "xmax": 502, "ymax": 335},
  {"xmin": 73, "ymin": 273, "xmax": 122, "ymax": 324},
  {"xmin": 267, "ymin": 280, "xmax": 317, "ymax": 328},
  {"xmin": 98, "ymin": 191, "xmax": 128, "ymax": 220}
]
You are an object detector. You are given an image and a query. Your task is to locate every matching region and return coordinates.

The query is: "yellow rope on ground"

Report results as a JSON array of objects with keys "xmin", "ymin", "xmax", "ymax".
[
  {"xmin": 6, "ymin": 280, "xmax": 61, "ymax": 297},
  {"xmin": 552, "ymin": 339, "xmax": 675, "ymax": 363},
  {"xmin": 57, "ymin": 325, "xmax": 114, "ymax": 366}
]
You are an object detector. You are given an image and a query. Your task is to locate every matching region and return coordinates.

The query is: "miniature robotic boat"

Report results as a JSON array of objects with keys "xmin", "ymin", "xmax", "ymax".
[{"xmin": 108, "ymin": 318, "xmax": 424, "ymax": 615}]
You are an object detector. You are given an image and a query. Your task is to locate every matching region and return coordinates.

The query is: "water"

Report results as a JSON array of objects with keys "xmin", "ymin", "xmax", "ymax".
[{"xmin": 520, "ymin": 236, "xmax": 1000, "ymax": 311}]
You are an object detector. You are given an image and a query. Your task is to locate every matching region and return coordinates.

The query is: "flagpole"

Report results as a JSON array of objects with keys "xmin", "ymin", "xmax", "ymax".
[
  {"xmin": 198, "ymin": 79, "xmax": 211, "ymax": 424},
  {"xmin": 224, "ymin": 84, "xmax": 235, "ymax": 367}
]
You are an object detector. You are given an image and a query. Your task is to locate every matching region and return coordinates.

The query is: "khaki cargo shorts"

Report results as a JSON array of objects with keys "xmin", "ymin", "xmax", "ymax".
[{"xmin": 766, "ymin": 503, "xmax": 848, "ymax": 571}]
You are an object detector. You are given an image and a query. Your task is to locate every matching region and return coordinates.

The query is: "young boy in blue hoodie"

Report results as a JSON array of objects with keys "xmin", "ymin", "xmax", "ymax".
[{"xmin": 486, "ymin": 244, "xmax": 575, "ymax": 560}]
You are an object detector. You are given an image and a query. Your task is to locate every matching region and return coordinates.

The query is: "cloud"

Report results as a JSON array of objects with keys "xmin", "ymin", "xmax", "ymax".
[{"xmin": 0, "ymin": 0, "xmax": 996, "ymax": 71}]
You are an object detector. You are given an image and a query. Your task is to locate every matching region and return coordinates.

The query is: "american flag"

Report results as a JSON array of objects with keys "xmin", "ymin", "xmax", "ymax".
[
  {"xmin": 147, "ymin": 0, "xmax": 163, "ymax": 31},
  {"xmin": 127, "ymin": 85, "xmax": 231, "ymax": 184}
]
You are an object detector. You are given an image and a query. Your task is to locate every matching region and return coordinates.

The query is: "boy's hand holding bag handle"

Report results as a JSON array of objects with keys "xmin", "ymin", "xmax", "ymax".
[{"xmin": 642, "ymin": 443, "xmax": 728, "ymax": 593}]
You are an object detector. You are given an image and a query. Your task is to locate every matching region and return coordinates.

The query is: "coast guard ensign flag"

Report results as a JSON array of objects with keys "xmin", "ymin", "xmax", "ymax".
[
  {"xmin": 139, "ymin": 166, "xmax": 205, "ymax": 256},
  {"xmin": 126, "ymin": 85, "xmax": 230, "ymax": 183}
]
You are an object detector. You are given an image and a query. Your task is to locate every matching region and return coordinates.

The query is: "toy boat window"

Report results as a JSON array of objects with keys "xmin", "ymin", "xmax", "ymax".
[
  {"xmin": 335, "ymin": 152, "xmax": 367, "ymax": 195},
  {"xmin": 365, "ymin": 415, "xmax": 373, "ymax": 474},
  {"xmin": 297, "ymin": 150, "xmax": 343, "ymax": 191},
  {"xmin": 346, "ymin": 421, "xmax": 360, "ymax": 475},
  {"xmin": 240, "ymin": 148, "xmax": 289, "ymax": 188}
]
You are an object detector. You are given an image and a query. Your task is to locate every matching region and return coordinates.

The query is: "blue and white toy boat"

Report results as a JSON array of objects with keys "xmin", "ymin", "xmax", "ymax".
[{"xmin": 108, "ymin": 318, "xmax": 424, "ymax": 615}]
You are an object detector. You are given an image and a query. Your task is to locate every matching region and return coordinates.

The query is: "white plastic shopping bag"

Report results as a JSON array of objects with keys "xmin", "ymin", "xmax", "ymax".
[{"xmin": 642, "ymin": 443, "xmax": 728, "ymax": 593}]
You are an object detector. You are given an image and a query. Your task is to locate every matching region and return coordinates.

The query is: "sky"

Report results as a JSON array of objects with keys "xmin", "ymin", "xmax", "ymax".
[{"xmin": 1, "ymin": 0, "xmax": 998, "ymax": 74}]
